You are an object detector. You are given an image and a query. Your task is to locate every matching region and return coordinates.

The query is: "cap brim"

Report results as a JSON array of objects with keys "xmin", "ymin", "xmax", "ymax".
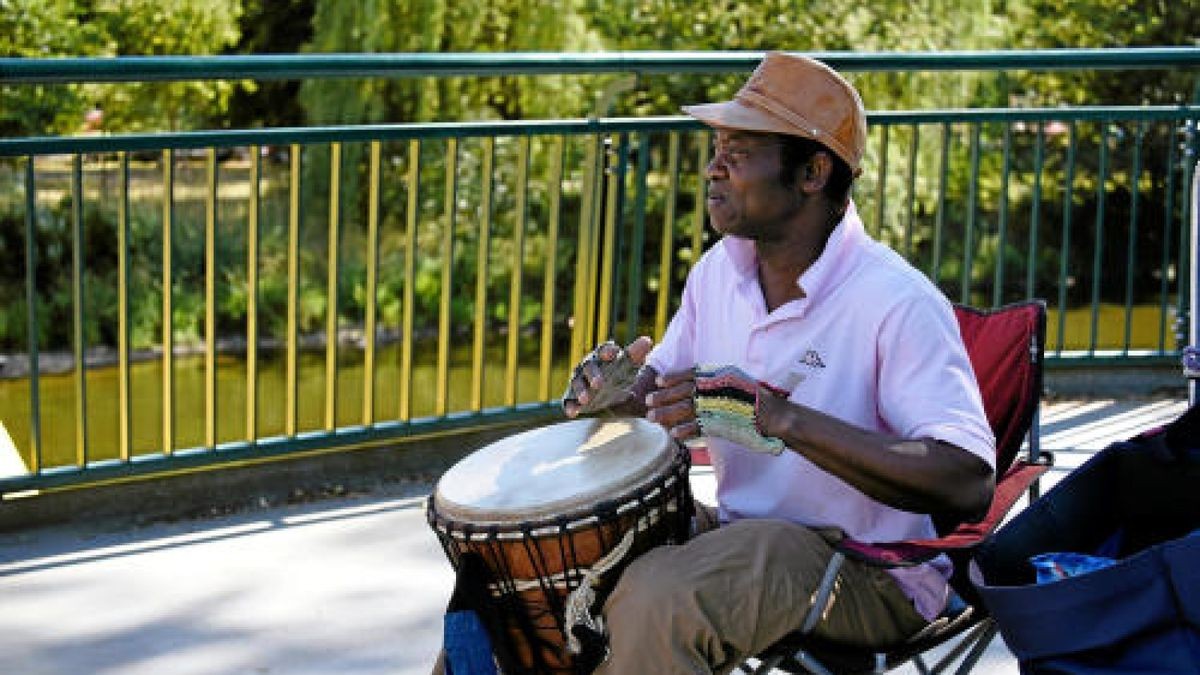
[{"xmin": 681, "ymin": 100, "xmax": 819, "ymax": 145}]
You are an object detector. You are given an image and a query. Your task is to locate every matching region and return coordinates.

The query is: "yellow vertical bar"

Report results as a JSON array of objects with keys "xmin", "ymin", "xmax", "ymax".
[
  {"xmin": 654, "ymin": 133, "xmax": 681, "ymax": 339},
  {"xmin": 436, "ymin": 138, "xmax": 458, "ymax": 417},
  {"xmin": 363, "ymin": 141, "xmax": 381, "ymax": 426},
  {"xmin": 286, "ymin": 144, "xmax": 301, "ymax": 436},
  {"xmin": 118, "ymin": 153, "xmax": 131, "ymax": 461},
  {"xmin": 205, "ymin": 149, "xmax": 218, "ymax": 448},
  {"xmin": 538, "ymin": 137, "xmax": 564, "ymax": 401},
  {"xmin": 246, "ymin": 147, "xmax": 260, "ymax": 442},
  {"xmin": 471, "ymin": 138, "xmax": 494, "ymax": 412},
  {"xmin": 71, "ymin": 155, "xmax": 87, "ymax": 466},
  {"xmin": 570, "ymin": 136, "xmax": 599, "ymax": 365},
  {"xmin": 24, "ymin": 157, "xmax": 42, "ymax": 473},
  {"xmin": 161, "ymin": 149, "xmax": 174, "ymax": 456},
  {"xmin": 691, "ymin": 139, "xmax": 709, "ymax": 267},
  {"xmin": 399, "ymin": 140, "xmax": 419, "ymax": 421},
  {"xmin": 595, "ymin": 134, "xmax": 621, "ymax": 343},
  {"xmin": 542, "ymin": 136, "xmax": 564, "ymax": 398},
  {"xmin": 505, "ymin": 136, "xmax": 530, "ymax": 407},
  {"xmin": 584, "ymin": 138, "xmax": 605, "ymax": 356},
  {"xmin": 325, "ymin": 143, "xmax": 341, "ymax": 431}
]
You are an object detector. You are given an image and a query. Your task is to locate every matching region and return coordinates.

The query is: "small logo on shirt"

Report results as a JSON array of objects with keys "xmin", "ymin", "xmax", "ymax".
[{"xmin": 798, "ymin": 349, "xmax": 826, "ymax": 369}]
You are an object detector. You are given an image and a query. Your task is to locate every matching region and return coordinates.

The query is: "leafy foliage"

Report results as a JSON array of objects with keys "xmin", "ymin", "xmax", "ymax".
[
  {"xmin": 1, "ymin": 0, "xmax": 243, "ymax": 135},
  {"xmin": 2, "ymin": 0, "xmax": 1197, "ymax": 353},
  {"xmin": 0, "ymin": 0, "xmax": 108, "ymax": 135}
]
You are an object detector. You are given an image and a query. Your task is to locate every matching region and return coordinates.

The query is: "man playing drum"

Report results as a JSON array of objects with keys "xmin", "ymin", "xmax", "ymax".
[{"xmin": 562, "ymin": 52, "xmax": 996, "ymax": 674}]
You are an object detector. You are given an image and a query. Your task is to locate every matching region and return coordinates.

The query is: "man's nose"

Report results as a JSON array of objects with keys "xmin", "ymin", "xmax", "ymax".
[{"xmin": 706, "ymin": 152, "xmax": 728, "ymax": 178}]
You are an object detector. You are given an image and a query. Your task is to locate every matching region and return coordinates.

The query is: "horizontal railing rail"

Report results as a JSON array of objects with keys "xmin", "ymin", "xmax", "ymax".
[
  {"xmin": 1, "ymin": 50, "xmax": 1198, "ymax": 496},
  {"xmin": 5, "ymin": 47, "xmax": 1200, "ymax": 83},
  {"xmin": 4, "ymin": 106, "xmax": 1198, "ymax": 156}
]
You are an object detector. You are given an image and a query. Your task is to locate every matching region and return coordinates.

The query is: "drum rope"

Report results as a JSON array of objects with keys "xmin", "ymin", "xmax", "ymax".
[{"xmin": 562, "ymin": 516, "xmax": 641, "ymax": 655}]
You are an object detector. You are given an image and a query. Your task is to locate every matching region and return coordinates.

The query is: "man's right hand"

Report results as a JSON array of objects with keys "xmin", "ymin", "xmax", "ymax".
[
  {"xmin": 645, "ymin": 369, "xmax": 700, "ymax": 441},
  {"xmin": 562, "ymin": 336, "xmax": 654, "ymax": 418}
]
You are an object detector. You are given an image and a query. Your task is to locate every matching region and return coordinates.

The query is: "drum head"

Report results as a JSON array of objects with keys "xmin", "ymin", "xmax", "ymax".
[{"xmin": 434, "ymin": 417, "xmax": 673, "ymax": 523}]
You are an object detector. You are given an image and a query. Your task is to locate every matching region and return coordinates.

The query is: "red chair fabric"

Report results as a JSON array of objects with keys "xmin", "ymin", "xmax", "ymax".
[{"xmin": 955, "ymin": 302, "xmax": 1046, "ymax": 477}]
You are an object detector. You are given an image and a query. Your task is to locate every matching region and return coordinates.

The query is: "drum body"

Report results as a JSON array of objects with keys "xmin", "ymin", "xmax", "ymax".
[{"xmin": 428, "ymin": 417, "xmax": 692, "ymax": 674}]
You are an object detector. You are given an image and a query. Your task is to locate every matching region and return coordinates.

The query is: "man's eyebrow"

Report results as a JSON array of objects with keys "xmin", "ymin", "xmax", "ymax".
[
  {"xmin": 714, "ymin": 131, "xmax": 774, "ymax": 144},
  {"xmin": 715, "ymin": 130, "xmax": 782, "ymax": 144}
]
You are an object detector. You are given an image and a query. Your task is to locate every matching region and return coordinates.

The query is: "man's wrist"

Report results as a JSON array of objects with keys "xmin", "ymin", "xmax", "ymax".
[{"xmin": 760, "ymin": 396, "xmax": 802, "ymax": 450}]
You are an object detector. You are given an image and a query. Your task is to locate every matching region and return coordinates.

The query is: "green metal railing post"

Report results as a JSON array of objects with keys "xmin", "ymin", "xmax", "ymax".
[
  {"xmin": 1027, "ymin": 124, "xmax": 1046, "ymax": 299},
  {"xmin": 932, "ymin": 123, "xmax": 951, "ymax": 284},
  {"xmin": 1160, "ymin": 127, "xmax": 1179, "ymax": 352},
  {"xmin": 1123, "ymin": 123, "xmax": 1145, "ymax": 355},
  {"xmin": 962, "ymin": 124, "xmax": 982, "ymax": 304},
  {"xmin": 1057, "ymin": 123, "xmax": 1078, "ymax": 354},
  {"xmin": 875, "ymin": 124, "xmax": 890, "ymax": 241},
  {"xmin": 995, "ymin": 124, "xmax": 1012, "ymax": 307},
  {"xmin": 904, "ymin": 124, "xmax": 919, "ymax": 259},
  {"xmin": 1089, "ymin": 123, "xmax": 1110, "ymax": 355}
]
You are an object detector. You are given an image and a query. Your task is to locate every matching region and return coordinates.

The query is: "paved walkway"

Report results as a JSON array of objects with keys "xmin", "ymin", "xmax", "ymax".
[{"xmin": 0, "ymin": 397, "xmax": 1188, "ymax": 675}]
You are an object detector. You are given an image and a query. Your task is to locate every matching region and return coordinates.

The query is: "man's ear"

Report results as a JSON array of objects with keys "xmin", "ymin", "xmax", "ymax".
[{"xmin": 800, "ymin": 151, "xmax": 834, "ymax": 194}]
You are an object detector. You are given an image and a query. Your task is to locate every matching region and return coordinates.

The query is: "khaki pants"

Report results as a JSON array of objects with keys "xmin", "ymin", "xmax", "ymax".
[
  {"xmin": 593, "ymin": 514, "xmax": 927, "ymax": 675},
  {"xmin": 431, "ymin": 507, "xmax": 927, "ymax": 675}
]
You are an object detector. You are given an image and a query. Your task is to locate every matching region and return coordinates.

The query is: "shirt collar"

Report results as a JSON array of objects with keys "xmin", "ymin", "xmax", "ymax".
[
  {"xmin": 718, "ymin": 200, "xmax": 867, "ymax": 300},
  {"xmin": 797, "ymin": 200, "xmax": 865, "ymax": 301}
]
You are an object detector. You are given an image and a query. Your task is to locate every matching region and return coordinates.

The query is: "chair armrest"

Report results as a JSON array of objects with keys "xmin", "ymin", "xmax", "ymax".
[{"xmin": 837, "ymin": 459, "xmax": 1052, "ymax": 568}]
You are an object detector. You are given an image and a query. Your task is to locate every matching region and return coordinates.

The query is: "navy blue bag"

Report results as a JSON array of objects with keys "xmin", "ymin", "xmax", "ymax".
[{"xmin": 972, "ymin": 406, "xmax": 1200, "ymax": 674}]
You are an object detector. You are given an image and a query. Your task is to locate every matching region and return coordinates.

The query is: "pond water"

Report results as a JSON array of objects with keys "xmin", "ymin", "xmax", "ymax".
[{"xmin": 0, "ymin": 340, "xmax": 572, "ymax": 471}]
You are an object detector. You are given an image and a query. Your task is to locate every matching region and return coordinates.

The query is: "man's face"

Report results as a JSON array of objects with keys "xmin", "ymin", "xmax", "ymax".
[{"xmin": 705, "ymin": 130, "xmax": 804, "ymax": 241}]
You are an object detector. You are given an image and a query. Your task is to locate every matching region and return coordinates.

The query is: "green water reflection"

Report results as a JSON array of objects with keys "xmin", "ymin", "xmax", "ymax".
[{"xmin": 0, "ymin": 339, "xmax": 573, "ymax": 470}]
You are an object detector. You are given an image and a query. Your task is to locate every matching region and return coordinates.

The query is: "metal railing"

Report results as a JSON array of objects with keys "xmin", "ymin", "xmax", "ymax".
[{"xmin": 1, "ymin": 49, "xmax": 1198, "ymax": 495}]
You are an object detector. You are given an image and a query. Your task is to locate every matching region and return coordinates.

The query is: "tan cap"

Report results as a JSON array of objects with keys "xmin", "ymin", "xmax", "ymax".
[{"xmin": 682, "ymin": 52, "xmax": 868, "ymax": 175}]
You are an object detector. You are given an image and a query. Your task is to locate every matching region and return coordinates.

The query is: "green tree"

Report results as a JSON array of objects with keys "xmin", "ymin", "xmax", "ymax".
[
  {"xmin": 1, "ymin": 0, "xmax": 245, "ymax": 135},
  {"xmin": 1007, "ymin": 0, "xmax": 1199, "ymax": 106},
  {"xmin": 299, "ymin": 0, "xmax": 602, "ymax": 126},
  {"xmin": 0, "ymin": 0, "xmax": 108, "ymax": 136},
  {"xmin": 92, "ymin": 0, "xmax": 245, "ymax": 131}
]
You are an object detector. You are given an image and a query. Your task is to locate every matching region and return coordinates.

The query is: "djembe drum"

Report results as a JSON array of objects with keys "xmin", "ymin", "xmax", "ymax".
[{"xmin": 427, "ymin": 417, "xmax": 692, "ymax": 673}]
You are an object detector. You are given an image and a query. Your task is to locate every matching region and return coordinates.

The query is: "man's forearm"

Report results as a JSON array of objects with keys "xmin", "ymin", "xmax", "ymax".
[{"xmin": 762, "ymin": 396, "xmax": 994, "ymax": 519}]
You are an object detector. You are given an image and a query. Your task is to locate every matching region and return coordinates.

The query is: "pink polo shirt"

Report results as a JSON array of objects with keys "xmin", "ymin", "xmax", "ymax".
[{"xmin": 646, "ymin": 202, "xmax": 995, "ymax": 621}]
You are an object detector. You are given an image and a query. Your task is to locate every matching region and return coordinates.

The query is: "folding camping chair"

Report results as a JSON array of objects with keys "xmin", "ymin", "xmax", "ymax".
[{"xmin": 730, "ymin": 300, "xmax": 1052, "ymax": 675}]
